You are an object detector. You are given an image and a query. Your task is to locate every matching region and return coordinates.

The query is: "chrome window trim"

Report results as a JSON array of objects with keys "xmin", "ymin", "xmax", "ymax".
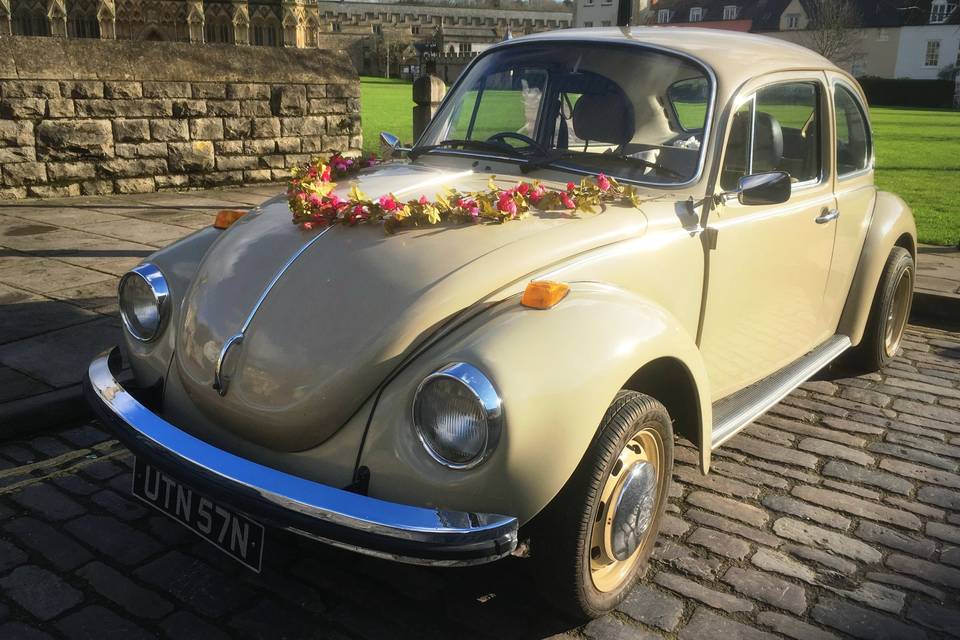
[
  {"xmin": 414, "ymin": 37, "xmax": 719, "ymax": 190},
  {"xmin": 412, "ymin": 362, "xmax": 503, "ymax": 470},
  {"xmin": 831, "ymin": 79, "xmax": 875, "ymax": 182},
  {"xmin": 119, "ymin": 263, "xmax": 170, "ymax": 343}
]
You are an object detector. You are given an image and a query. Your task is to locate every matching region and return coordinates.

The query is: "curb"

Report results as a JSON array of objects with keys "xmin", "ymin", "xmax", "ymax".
[
  {"xmin": 911, "ymin": 291, "xmax": 960, "ymax": 332},
  {"xmin": 0, "ymin": 384, "xmax": 91, "ymax": 440}
]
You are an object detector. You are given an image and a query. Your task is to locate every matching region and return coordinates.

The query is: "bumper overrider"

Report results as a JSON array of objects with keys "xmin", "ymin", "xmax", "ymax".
[{"xmin": 83, "ymin": 348, "xmax": 518, "ymax": 566}]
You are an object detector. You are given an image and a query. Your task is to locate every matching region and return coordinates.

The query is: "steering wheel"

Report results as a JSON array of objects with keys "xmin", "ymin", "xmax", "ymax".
[{"xmin": 486, "ymin": 132, "xmax": 548, "ymax": 155}]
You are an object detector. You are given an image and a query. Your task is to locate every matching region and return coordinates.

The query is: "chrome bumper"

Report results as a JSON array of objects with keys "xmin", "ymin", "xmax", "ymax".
[{"xmin": 83, "ymin": 348, "xmax": 518, "ymax": 566}]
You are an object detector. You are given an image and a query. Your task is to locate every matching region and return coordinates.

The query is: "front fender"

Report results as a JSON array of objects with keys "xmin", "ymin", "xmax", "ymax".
[
  {"xmin": 358, "ymin": 282, "xmax": 711, "ymax": 526},
  {"xmin": 837, "ymin": 191, "xmax": 917, "ymax": 345}
]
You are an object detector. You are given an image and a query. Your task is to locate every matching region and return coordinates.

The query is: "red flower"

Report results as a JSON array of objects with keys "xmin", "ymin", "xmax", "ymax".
[
  {"xmin": 517, "ymin": 182, "xmax": 530, "ymax": 196},
  {"xmin": 418, "ymin": 194, "xmax": 429, "ymax": 205},
  {"xmin": 497, "ymin": 192, "xmax": 518, "ymax": 217},
  {"xmin": 566, "ymin": 181, "xmax": 576, "ymax": 192},
  {"xmin": 529, "ymin": 184, "xmax": 546, "ymax": 203},
  {"xmin": 378, "ymin": 194, "xmax": 399, "ymax": 211},
  {"xmin": 457, "ymin": 197, "xmax": 479, "ymax": 220},
  {"xmin": 308, "ymin": 193, "xmax": 324, "ymax": 207},
  {"xmin": 349, "ymin": 204, "xmax": 369, "ymax": 224},
  {"xmin": 320, "ymin": 166, "xmax": 331, "ymax": 182},
  {"xmin": 560, "ymin": 192, "xmax": 576, "ymax": 209},
  {"xmin": 597, "ymin": 172, "xmax": 611, "ymax": 192}
]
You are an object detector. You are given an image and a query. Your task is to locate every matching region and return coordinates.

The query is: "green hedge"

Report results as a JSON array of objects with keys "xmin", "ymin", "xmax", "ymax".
[{"xmin": 857, "ymin": 77, "xmax": 955, "ymax": 108}]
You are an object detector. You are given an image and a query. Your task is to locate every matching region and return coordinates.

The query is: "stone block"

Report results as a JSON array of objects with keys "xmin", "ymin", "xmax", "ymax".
[
  {"xmin": 192, "ymin": 82, "xmax": 227, "ymax": 99},
  {"xmin": 326, "ymin": 83, "xmax": 361, "ymax": 98},
  {"xmin": 155, "ymin": 174, "xmax": 189, "ymax": 190},
  {"xmin": 46, "ymin": 161, "xmax": 97, "ymax": 181},
  {"xmin": 223, "ymin": 117, "xmax": 251, "ymax": 139},
  {"xmin": 251, "ymin": 117, "xmax": 281, "ymax": 138},
  {"xmin": 271, "ymin": 85, "xmax": 307, "ymax": 116},
  {"xmin": 59, "ymin": 81, "xmax": 103, "ymax": 99},
  {"xmin": 133, "ymin": 142, "xmax": 169, "ymax": 158},
  {"xmin": 309, "ymin": 98, "xmax": 347, "ymax": 115},
  {"xmin": 104, "ymin": 81, "xmax": 142, "ymax": 99},
  {"xmin": 0, "ymin": 98, "xmax": 46, "ymax": 119},
  {"xmin": 0, "ymin": 186, "xmax": 27, "ymax": 199},
  {"xmin": 305, "ymin": 85, "xmax": 326, "ymax": 99},
  {"xmin": 226, "ymin": 83, "xmax": 270, "ymax": 100},
  {"xmin": 172, "ymin": 100, "xmax": 206, "ymax": 118},
  {"xmin": 214, "ymin": 140, "xmax": 243, "ymax": 155},
  {"xmin": 238, "ymin": 100, "xmax": 272, "ymax": 117},
  {"xmin": 243, "ymin": 169, "xmax": 273, "ymax": 183},
  {"xmin": 205, "ymin": 100, "xmax": 241, "ymax": 116},
  {"xmin": 114, "ymin": 177, "xmax": 156, "ymax": 193},
  {"xmin": 0, "ymin": 147, "xmax": 36, "ymax": 163},
  {"xmin": 327, "ymin": 114, "xmax": 359, "ymax": 135},
  {"xmin": 113, "ymin": 119, "xmax": 150, "ymax": 143},
  {"xmin": 280, "ymin": 116, "xmax": 323, "ymax": 137},
  {"xmin": 168, "ymin": 141, "xmax": 214, "ymax": 172},
  {"xmin": 189, "ymin": 118, "xmax": 223, "ymax": 140},
  {"xmin": 301, "ymin": 136, "xmax": 326, "ymax": 152},
  {"xmin": 261, "ymin": 154, "xmax": 285, "ymax": 168},
  {"xmin": 216, "ymin": 155, "xmax": 259, "ymax": 171},
  {"xmin": 2, "ymin": 162, "xmax": 47, "ymax": 186},
  {"xmin": 189, "ymin": 170, "xmax": 243, "ymax": 187},
  {"xmin": 1, "ymin": 80, "xmax": 60, "ymax": 98},
  {"xmin": 81, "ymin": 179, "xmax": 114, "ymax": 195},
  {"xmin": 275, "ymin": 137, "xmax": 300, "ymax": 153},
  {"xmin": 242, "ymin": 139, "xmax": 275, "ymax": 155},
  {"xmin": 76, "ymin": 99, "xmax": 169, "ymax": 118},
  {"xmin": 322, "ymin": 134, "xmax": 350, "ymax": 150},
  {"xmin": 149, "ymin": 119, "xmax": 188, "ymax": 141},
  {"xmin": 143, "ymin": 81, "xmax": 192, "ymax": 98},
  {"xmin": 36, "ymin": 120, "xmax": 113, "ymax": 159},
  {"xmin": 46, "ymin": 98, "xmax": 75, "ymax": 118},
  {"xmin": 100, "ymin": 157, "xmax": 168, "ymax": 178},
  {"xmin": 0, "ymin": 120, "xmax": 34, "ymax": 146},
  {"xmin": 29, "ymin": 183, "xmax": 81, "ymax": 197}
]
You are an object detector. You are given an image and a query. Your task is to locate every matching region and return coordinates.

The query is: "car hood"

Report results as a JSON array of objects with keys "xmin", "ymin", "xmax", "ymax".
[{"xmin": 175, "ymin": 161, "xmax": 648, "ymax": 451}]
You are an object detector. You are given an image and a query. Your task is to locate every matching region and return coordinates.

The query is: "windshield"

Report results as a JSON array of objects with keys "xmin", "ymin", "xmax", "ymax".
[{"xmin": 418, "ymin": 42, "xmax": 713, "ymax": 185}]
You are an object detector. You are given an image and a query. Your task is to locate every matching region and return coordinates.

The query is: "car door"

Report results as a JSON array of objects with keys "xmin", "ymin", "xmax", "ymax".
[{"xmin": 699, "ymin": 73, "xmax": 839, "ymax": 401}]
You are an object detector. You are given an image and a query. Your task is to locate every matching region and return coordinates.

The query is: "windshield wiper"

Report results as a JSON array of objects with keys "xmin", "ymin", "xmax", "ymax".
[
  {"xmin": 519, "ymin": 150, "xmax": 578, "ymax": 174},
  {"xmin": 408, "ymin": 139, "xmax": 527, "ymax": 161}
]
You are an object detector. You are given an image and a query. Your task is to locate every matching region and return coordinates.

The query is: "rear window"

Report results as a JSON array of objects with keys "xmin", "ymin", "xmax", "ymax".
[{"xmin": 667, "ymin": 78, "xmax": 709, "ymax": 131}]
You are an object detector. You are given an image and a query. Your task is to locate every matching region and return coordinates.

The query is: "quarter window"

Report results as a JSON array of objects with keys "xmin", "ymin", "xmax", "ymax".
[
  {"xmin": 720, "ymin": 82, "xmax": 822, "ymax": 190},
  {"xmin": 834, "ymin": 85, "xmax": 871, "ymax": 176}
]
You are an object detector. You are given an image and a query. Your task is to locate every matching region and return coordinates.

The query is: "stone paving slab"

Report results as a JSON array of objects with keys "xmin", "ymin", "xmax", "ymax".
[
  {"xmin": 918, "ymin": 245, "xmax": 960, "ymax": 300},
  {"xmin": 0, "ymin": 325, "xmax": 956, "ymax": 638},
  {"xmin": 0, "ymin": 184, "xmax": 284, "ymax": 434}
]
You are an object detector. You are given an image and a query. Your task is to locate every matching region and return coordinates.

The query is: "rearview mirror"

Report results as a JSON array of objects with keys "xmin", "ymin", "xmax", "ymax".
[
  {"xmin": 737, "ymin": 171, "xmax": 791, "ymax": 206},
  {"xmin": 379, "ymin": 131, "xmax": 410, "ymax": 159}
]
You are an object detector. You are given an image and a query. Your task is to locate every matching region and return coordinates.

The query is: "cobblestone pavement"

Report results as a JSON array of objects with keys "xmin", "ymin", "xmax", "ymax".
[{"xmin": 0, "ymin": 324, "xmax": 958, "ymax": 639}]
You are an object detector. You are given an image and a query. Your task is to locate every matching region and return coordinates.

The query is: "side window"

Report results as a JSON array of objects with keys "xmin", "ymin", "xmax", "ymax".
[
  {"xmin": 834, "ymin": 85, "xmax": 871, "ymax": 176},
  {"xmin": 720, "ymin": 82, "xmax": 822, "ymax": 191},
  {"xmin": 667, "ymin": 78, "xmax": 709, "ymax": 132}
]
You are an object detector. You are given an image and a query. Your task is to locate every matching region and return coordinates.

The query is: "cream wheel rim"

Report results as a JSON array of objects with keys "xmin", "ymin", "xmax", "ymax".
[
  {"xmin": 884, "ymin": 267, "xmax": 912, "ymax": 358},
  {"xmin": 589, "ymin": 427, "xmax": 663, "ymax": 593}
]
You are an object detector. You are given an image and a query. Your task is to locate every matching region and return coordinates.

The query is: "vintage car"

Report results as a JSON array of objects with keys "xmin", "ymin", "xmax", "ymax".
[{"xmin": 85, "ymin": 28, "xmax": 916, "ymax": 618}]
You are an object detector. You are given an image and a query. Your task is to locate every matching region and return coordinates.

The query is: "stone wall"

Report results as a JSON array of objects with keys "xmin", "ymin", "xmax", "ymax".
[{"xmin": 0, "ymin": 36, "xmax": 361, "ymax": 199}]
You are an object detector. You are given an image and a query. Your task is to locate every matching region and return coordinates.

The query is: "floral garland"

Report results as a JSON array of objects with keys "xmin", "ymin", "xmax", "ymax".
[{"xmin": 288, "ymin": 152, "xmax": 644, "ymax": 234}]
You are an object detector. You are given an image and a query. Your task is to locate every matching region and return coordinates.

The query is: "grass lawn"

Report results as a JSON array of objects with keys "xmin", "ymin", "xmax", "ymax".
[{"xmin": 359, "ymin": 76, "xmax": 959, "ymax": 246}]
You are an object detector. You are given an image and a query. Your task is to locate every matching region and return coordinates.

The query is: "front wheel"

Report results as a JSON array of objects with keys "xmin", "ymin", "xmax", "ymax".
[
  {"xmin": 849, "ymin": 246, "xmax": 914, "ymax": 372},
  {"xmin": 531, "ymin": 390, "xmax": 673, "ymax": 619}
]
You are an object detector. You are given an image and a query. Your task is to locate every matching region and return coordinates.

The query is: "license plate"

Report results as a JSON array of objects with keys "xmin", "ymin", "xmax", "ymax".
[{"xmin": 132, "ymin": 458, "xmax": 265, "ymax": 572}]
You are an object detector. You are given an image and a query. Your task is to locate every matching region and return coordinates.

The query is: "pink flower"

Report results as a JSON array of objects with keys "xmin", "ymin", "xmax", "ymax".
[
  {"xmin": 517, "ymin": 182, "xmax": 530, "ymax": 196},
  {"xmin": 307, "ymin": 165, "xmax": 318, "ymax": 178},
  {"xmin": 457, "ymin": 197, "xmax": 479, "ymax": 220},
  {"xmin": 320, "ymin": 166, "xmax": 331, "ymax": 182},
  {"xmin": 560, "ymin": 192, "xmax": 576, "ymax": 209},
  {"xmin": 597, "ymin": 172, "xmax": 611, "ymax": 192},
  {"xmin": 378, "ymin": 194, "xmax": 399, "ymax": 211},
  {"xmin": 566, "ymin": 181, "xmax": 576, "ymax": 192},
  {"xmin": 529, "ymin": 184, "xmax": 545, "ymax": 203},
  {"xmin": 497, "ymin": 192, "xmax": 517, "ymax": 217},
  {"xmin": 327, "ymin": 193, "xmax": 344, "ymax": 208},
  {"xmin": 418, "ymin": 194, "xmax": 429, "ymax": 205},
  {"xmin": 308, "ymin": 193, "xmax": 324, "ymax": 207},
  {"xmin": 350, "ymin": 204, "xmax": 369, "ymax": 223}
]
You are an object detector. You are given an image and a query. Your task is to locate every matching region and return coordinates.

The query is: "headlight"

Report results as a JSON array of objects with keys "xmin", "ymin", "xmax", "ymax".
[
  {"xmin": 118, "ymin": 264, "xmax": 170, "ymax": 342},
  {"xmin": 413, "ymin": 363, "xmax": 502, "ymax": 469}
]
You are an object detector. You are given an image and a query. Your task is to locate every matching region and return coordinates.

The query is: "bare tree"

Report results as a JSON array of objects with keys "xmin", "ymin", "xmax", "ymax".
[{"xmin": 800, "ymin": 0, "xmax": 863, "ymax": 66}]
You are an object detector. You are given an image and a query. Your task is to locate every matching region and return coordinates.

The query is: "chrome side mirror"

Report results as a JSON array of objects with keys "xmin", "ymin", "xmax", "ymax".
[
  {"xmin": 736, "ymin": 171, "xmax": 791, "ymax": 206},
  {"xmin": 379, "ymin": 131, "xmax": 410, "ymax": 159}
]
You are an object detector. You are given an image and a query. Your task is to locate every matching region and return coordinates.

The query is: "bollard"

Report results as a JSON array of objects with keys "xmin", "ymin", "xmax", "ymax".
[{"xmin": 412, "ymin": 74, "xmax": 446, "ymax": 142}]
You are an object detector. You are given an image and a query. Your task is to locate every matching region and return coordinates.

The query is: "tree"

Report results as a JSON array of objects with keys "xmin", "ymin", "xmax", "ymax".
[{"xmin": 800, "ymin": 0, "xmax": 863, "ymax": 66}]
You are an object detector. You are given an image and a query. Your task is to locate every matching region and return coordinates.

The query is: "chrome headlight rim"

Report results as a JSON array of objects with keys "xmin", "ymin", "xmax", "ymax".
[
  {"xmin": 412, "ymin": 362, "xmax": 503, "ymax": 470},
  {"xmin": 118, "ymin": 263, "xmax": 170, "ymax": 343}
]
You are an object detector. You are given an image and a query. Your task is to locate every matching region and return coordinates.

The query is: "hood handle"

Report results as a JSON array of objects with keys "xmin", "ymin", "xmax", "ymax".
[{"xmin": 213, "ymin": 333, "xmax": 244, "ymax": 397}]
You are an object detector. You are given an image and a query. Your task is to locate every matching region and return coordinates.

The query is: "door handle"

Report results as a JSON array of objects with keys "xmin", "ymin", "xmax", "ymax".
[{"xmin": 815, "ymin": 208, "xmax": 840, "ymax": 224}]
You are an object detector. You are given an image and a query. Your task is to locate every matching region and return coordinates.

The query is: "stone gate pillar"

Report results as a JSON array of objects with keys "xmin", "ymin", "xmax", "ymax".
[{"xmin": 412, "ymin": 74, "xmax": 445, "ymax": 141}]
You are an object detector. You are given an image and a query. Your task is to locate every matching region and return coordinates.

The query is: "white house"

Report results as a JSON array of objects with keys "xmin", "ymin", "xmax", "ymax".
[{"xmin": 894, "ymin": 23, "xmax": 960, "ymax": 79}]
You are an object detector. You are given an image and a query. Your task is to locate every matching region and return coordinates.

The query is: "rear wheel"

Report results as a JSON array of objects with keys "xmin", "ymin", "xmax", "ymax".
[
  {"xmin": 849, "ymin": 246, "xmax": 914, "ymax": 372},
  {"xmin": 531, "ymin": 391, "xmax": 673, "ymax": 619}
]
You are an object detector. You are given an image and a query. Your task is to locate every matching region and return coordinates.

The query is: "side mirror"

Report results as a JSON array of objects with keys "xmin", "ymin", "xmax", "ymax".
[
  {"xmin": 379, "ymin": 131, "xmax": 410, "ymax": 159},
  {"xmin": 737, "ymin": 171, "xmax": 791, "ymax": 206}
]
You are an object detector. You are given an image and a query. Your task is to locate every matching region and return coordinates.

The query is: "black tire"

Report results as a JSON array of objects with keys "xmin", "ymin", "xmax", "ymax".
[
  {"xmin": 530, "ymin": 390, "xmax": 673, "ymax": 620},
  {"xmin": 848, "ymin": 246, "xmax": 914, "ymax": 372}
]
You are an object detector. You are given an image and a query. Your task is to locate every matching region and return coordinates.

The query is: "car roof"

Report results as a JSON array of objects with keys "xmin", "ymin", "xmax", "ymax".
[{"xmin": 509, "ymin": 27, "xmax": 840, "ymax": 89}]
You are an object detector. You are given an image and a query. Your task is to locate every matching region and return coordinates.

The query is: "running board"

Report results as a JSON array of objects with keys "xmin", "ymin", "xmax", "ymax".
[{"xmin": 711, "ymin": 335, "xmax": 852, "ymax": 449}]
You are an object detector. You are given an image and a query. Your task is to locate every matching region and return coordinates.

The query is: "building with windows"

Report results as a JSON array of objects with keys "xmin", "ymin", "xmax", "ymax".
[{"xmin": 572, "ymin": 0, "xmax": 648, "ymax": 27}]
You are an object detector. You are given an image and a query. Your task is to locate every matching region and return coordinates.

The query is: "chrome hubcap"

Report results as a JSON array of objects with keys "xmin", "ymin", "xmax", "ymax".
[
  {"xmin": 884, "ymin": 268, "xmax": 912, "ymax": 358},
  {"xmin": 609, "ymin": 461, "xmax": 657, "ymax": 560}
]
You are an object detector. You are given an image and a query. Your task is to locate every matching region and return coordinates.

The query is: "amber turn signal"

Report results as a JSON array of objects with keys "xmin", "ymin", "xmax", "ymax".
[
  {"xmin": 214, "ymin": 210, "xmax": 246, "ymax": 230},
  {"xmin": 521, "ymin": 280, "xmax": 570, "ymax": 309}
]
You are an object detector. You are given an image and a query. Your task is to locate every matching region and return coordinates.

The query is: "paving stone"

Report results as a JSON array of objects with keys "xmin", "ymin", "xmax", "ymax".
[
  {"xmin": 724, "ymin": 435, "xmax": 818, "ymax": 469},
  {"xmin": 80, "ymin": 458, "xmax": 123, "ymax": 481},
  {"xmin": 685, "ymin": 508, "xmax": 781, "ymax": 547},
  {"xmin": 684, "ymin": 490, "xmax": 768, "ymax": 527},
  {"xmin": 856, "ymin": 521, "xmax": 937, "ymax": 559},
  {"xmin": 772, "ymin": 518, "xmax": 881, "ymax": 563},
  {"xmin": 881, "ymin": 458, "xmax": 960, "ymax": 489},
  {"xmin": 687, "ymin": 526, "xmax": 751, "ymax": 560},
  {"xmin": 584, "ymin": 615, "xmax": 660, "ymax": 640},
  {"xmin": 161, "ymin": 611, "xmax": 231, "ymax": 640},
  {"xmin": 678, "ymin": 607, "xmax": 775, "ymax": 640},
  {"xmin": 821, "ymin": 460, "xmax": 914, "ymax": 496},
  {"xmin": 54, "ymin": 605, "xmax": 153, "ymax": 640},
  {"xmin": 751, "ymin": 548, "xmax": 817, "ymax": 584},
  {"xmin": 135, "ymin": 550, "xmax": 256, "ymax": 618},
  {"xmin": 0, "ymin": 538, "xmax": 27, "ymax": 572},
  {"xmin": 76, "ymin": 561, "xmax": 173, "ymax": 620},
  {"xmin": 759, "ymin": 415, "xmax": 867, "ymax": 447},
  {"xmin": 811, "ymin": 597, "xmax": 925, "ymax": 640},
  {"xmin": 783, "ymin": 544, "xmax": 857, "ymax": 575},
  {"xmin": 64, "ymin": 514, "xmax": 162, "ymax": 566},
  {"xmin": 886, "ymin": 431, "xmax": 960, "ymax": 460},
  {"xmin": 943, "ymin": 547, "xmax": 960, "ymax": 568},
  {"xmin": 51, "ymin": 473, "xmax": 101, "ymax": 496},
  {"xmin": 926, "ymin": 521, "xmax": 960, "ymax": 545},
  {"xmin": 9, "ymin": 483, "xmax": 85, "ymax": 521},
  {"xmin": 791, "ymin": 486, "xmax": 922, "ymax": 531},
  {"xmin": 756, "ymin": 611, "xmax": 839, "ymax": 640},
  {"xmin": 0, "ymin": 565, "xmax": 83, "ymax": 621},
  {"xmin": 746, "ymin": 458, "xmax": 821, "ymax": 484},
  {"xmin": 744, "ymin": 423, "xmax": 795, "ymax": 446},
  {"xmin": 820, "ymin": 478, "xmax": 882, "ymax": 501},
  {"xmin": 908, "ymin": 598, "xmax": 960, "ymax": 636},
  {"xmin": 653, "ymin": 572, "xmax": 752, "ymax": 614},
  {"xmin": 840, "ymin": 387, "xmax": 892, "ymax": 408},
  {"xmin": 673, "ymin": 465, "xmax": 759, "ymax": 499},
  {"xmin": 617, "ymin": 583, "xmax": 684, "ymax": 632},
  {"xmin": 710, "ymin": 459, "xmax": 790, "ymax": 489},
  {"xmin": 762, "ymin": 494, "xmax": 851, "ymax": 530},
  {"xmin": 4, "ymin": 516, "xmax": 92, "ymax": 570},
  {"xmin": 826, "ymin": 581, "xmax": 906, "ymax": 615},
  {"xmin": 820, "ymin": 416, "xmax": 885, "ymax": 436},
  {"xmin": 722, "ymin": 567, "xmax": 807, "ymax": 615},
  {"xmin": 59, "ymin": 424, "xmax": 109, "ymax": 448},
  {"xmin": 90, "ymin": 488, "xmax": 147, "ymax": 521},
  {"xmin": 918, "ymin": 485, "xmax": 960, "ymax": 510},
  {"xmin": 886, "ymin": 553, "xmax": 960, "ymax": 588},
  {"xmin": 660, "ymin": 513, "xmax": 690, "ymax": 537},
  {"xmin": 652, "ymin": 540, "xmax": 723, "ymax": 580},
  {"xmin": 866, "ymin": 572, "xmax": 946, "ymax": 600},
  {"xmin": 869, "ymin": 442, "xmax": 956, "ymax": 471},
  {"xmin": 891, "ymin": 399, "xmax": 960, "ymax": 433},
  {"xmin": 798, "ymin": 437, "xmax": 875, "ymax": 466},
  {"xmin": 0, "ymin": 622, "xmax": 55, "ymax": 639}
]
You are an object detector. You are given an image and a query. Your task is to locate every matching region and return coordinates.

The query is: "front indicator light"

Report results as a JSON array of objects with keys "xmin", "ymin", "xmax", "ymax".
[
  {"xmin": 521, "ymin": 280, "xmax": 570, "ymax": 309},
  {"xmin": 214, "ymin": 209, "xmax": 246, "ymax": 229}
]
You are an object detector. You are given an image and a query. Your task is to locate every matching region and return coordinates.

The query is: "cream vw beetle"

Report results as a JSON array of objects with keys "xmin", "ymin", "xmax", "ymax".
[{"xmin": 85, "ymin": 28, "xmax": 916, "ymax": 617}]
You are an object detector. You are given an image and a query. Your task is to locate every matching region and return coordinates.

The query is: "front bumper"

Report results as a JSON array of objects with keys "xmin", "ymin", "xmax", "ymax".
[{"xmin": 83, "ymin": 348, "xmax": 518, "ymax": 566}]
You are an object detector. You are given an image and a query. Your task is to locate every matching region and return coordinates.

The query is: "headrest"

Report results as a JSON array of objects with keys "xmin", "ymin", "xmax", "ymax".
[
  {"xmin": 752, "ymin": 112, "xmax": 783, "ymax": 172},
  {"xmin": 572, "ymin": 92, "xmax": 635, "ymax": 145}
]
